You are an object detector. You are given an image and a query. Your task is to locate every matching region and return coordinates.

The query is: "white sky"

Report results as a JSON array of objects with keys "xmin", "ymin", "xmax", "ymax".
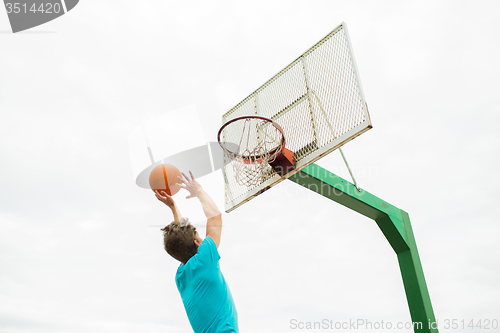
[{"xmin": 1, "ymin": 1, "xmax": 499, "ymax": 332}]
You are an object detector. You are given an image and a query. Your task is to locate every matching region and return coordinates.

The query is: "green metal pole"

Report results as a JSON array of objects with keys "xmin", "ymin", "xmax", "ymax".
[{"xmin": 288, "ymin": 163, "xmax": 438, "ymax": 332}]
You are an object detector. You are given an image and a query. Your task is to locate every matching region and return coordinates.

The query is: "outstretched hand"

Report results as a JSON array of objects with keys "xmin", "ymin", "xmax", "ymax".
[
  {"xmin": 177, "ymin": 171, "xmax": 203, "ymax": 199},
  {"xmin": 154, "ymin": 190, "xmax": 176, "ymax": 208}
]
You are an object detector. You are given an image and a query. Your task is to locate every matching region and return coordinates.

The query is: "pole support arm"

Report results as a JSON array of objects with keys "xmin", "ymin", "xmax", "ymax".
[{"xmin": 288, "ymin": 163, "xmax": 438, "ymax": 332}]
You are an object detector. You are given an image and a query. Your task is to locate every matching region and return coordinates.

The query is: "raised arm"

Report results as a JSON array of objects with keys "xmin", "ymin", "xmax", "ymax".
[
  {"xmin": 177, "ymin": 171, "xmax": 222, "ymax": 248},
  {"xmin": 154, "ymin": 190, "xmax": 182, "ymax": 222},
  {"xmin": 197, "ymin": 190, "xmax": 222, "ymax": 248}
]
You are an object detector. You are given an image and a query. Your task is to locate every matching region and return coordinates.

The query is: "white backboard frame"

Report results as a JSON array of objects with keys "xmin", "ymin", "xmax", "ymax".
[{"xmin": 221, "ymin": 22, "xmax": 372, "ymax": 212}]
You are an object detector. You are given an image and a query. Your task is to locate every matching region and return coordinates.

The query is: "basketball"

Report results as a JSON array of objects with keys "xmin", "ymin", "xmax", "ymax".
[{"xmin": 149, "ymin": 164, "xmax": 182, "ymax": 196}]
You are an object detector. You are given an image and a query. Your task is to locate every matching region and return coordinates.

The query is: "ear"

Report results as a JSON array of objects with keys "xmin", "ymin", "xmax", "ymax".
[{"xmin": 194, "ymin": 239, "xmax": 201, "ymax": 248}]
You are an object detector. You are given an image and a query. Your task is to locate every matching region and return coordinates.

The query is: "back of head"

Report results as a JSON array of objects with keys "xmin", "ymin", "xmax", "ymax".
[{"xmin": 162, "ymin": 220, "xmax": 198, "ymax": 264}]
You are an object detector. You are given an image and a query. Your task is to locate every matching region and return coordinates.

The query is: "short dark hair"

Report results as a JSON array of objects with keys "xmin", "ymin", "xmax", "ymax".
[{"xmin": 161, "ymin": 221, "xmax": 198, "ymax": 264}]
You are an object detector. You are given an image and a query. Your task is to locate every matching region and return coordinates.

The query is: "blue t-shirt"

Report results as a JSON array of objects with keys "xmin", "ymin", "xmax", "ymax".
[{"xmin": 175, "ymin": 237, "xmax": 238, "ymax": 333}]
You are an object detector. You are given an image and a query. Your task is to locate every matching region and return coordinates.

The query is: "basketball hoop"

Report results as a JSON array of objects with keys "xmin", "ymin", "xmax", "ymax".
[{"xmin": 218, "ymin": 116, "xmax": 293, "ymax": 186}]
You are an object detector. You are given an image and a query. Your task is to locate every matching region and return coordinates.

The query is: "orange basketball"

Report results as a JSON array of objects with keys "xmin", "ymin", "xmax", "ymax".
[{"xmin": 149, "ymin": 164, "xmax": 182, "ymax": 196}]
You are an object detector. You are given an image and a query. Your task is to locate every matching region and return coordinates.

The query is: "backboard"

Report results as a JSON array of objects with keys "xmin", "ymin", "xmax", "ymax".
[{"xmin": 220, "ymin": 22, "xmax": 372, "ymax": 212}]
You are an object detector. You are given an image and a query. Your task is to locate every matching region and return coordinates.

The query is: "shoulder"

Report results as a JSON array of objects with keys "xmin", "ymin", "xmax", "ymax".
[{"xmin": 197, "ymin": 236, "xmax": 220, "ymax": 264}]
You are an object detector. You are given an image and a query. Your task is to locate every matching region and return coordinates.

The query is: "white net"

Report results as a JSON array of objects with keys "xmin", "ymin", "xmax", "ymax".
[{"xmin": 219, "ymin": 117, "xmax": 284, "ymax": 186}]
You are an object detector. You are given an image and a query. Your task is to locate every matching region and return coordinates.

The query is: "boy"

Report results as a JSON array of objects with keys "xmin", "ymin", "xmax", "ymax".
[{"xmin": 155, "ymin": 171, "xmax": 238, "ymax": 333}]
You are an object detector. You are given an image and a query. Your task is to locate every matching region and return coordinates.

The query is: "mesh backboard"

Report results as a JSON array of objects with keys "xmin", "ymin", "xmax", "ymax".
[{"xmin": 221, "ymin": 22, "xmax": 371, "ymax": 212}]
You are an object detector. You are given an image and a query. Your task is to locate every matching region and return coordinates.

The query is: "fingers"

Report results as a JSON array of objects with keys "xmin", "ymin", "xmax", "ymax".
[
  {"xmin": 155, "ymin": 190, "xmax": 167, "ymax": 198},
  {"xmin": 155, "ymin": 192, "xmax": 165, "ymax": 202},
  {"xmin": 179, "ymin": 172, "xmax": 195, "ymax": 184},
  {"xmin": 176, "ymin": 181, "xmax": 187, "ymax": 189},
  {"xmin": 154, "ymin": 190, "xmax": 173, "ymax": 203},
  {"xmin": 174, "ymin": 171, "xmax": 197, "ymax": 197},
  {"xmin": 181, "ymin": 172, "xmax": 190, "ymax": 182}
]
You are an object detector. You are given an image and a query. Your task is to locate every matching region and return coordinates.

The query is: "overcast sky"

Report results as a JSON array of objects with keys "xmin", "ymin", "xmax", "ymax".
[{"xmin": 1, "ymin": 1, "xmax": 499, "ymax": 332}]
